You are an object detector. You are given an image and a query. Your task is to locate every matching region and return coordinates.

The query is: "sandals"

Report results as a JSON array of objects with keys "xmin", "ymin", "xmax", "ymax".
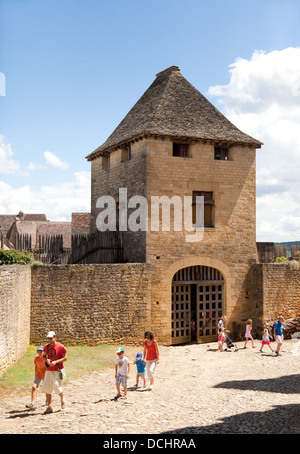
[{"xmin": 25, "ymin": 403, "xmax": 36, "ymax": 410}]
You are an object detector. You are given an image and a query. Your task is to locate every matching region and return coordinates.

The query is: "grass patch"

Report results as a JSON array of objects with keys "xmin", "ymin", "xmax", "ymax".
[{"xmin": 0, "ymin": 344, "xmax": 139, "ymax": 398}]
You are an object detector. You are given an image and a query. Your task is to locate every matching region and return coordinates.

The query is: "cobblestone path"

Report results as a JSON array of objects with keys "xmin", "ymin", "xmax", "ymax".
[{"xmin": 0, "ymin": 340, "xmax": 299, "ymax": 434}]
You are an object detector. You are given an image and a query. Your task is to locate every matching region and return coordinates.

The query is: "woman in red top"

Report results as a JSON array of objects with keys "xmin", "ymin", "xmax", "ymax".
[{"xmin": 143, "ymin": 331, "xmax": 159, "ymax": 390}]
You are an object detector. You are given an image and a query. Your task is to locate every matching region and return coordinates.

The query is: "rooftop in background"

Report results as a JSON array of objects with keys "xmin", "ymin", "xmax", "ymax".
[
  {"xmin": 0, "ymin": 212, "xmax": 48, "ymax": 236},
  {"xmin": 86, "ymin": 66, "xmax": 262, "ymax": 161}
]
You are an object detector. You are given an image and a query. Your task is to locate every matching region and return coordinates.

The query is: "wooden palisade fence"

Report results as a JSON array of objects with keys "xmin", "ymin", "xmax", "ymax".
[{"xmin": 11, "ymin": 231, "xmax": 124, "ymax": 265}]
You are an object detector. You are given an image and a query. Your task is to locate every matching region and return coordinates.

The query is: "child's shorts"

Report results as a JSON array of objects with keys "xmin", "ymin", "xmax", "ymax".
[
  {"xmin": 33, "ymin": 376, "xmax": 43, "ymax": 387},
  {"xmin": 137, "ymin": 372, "xmax": 145, "ymax": 379},
  {"xmin": 262, "ymin": 340, "xmax": 270, "ymax": 345},
  {"xmin": 116, "ymin": 374, "xmax": 127, "ymax": 387}
]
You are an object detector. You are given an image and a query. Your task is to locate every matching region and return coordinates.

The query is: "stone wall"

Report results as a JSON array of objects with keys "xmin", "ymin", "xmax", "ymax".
[
  {"xmin": 30, "ymin": 264, "xmax": 152, "ymax": 346},
  {"xmin": 145, "ymin": 138, "xmax": 257, "ymax": 343},
  {"xmin": 0, "ymin": 266, "xmax": 31, "ymax": 375},
  {"xmin": 1, "ymin": 261, "xmax": 300, "ymax": 376},
  {"xmin": 90, "ymin": 140, "xmax": 147, "ymax": 263},
  {"xmin": 259, "ymin": 263, "xmax": 300, "ymax": 323}
]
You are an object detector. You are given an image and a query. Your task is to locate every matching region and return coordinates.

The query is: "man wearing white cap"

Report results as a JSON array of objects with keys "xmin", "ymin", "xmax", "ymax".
[{"xmin": 42, "ymin": 331, "xmax": 67, "ymax": 414}]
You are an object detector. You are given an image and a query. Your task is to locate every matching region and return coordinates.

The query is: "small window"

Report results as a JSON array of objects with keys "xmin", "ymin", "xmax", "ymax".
[
  {"xmin": 173, "ymin": 143, "xmax": 189, "ymax": 158},
  {"xmin": 121, "ymin": 145, "xmax": 131, "ymax": 162},
  {"xmin": 214, "ymin": 147, "xmax": 229, "ymax": 160},
  {"xmin": 192, "ymin": 191, "xmax": 215, "ymax": 227},
  {"xmin": 102, "ymin": 155, "xmax": 110, "ymax": 169}
]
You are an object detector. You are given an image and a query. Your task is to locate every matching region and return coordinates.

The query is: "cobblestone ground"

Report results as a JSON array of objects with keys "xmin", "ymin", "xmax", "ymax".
[{"xmin": 0, "ymin": 340, "xmax": 299, "ymax": 434}]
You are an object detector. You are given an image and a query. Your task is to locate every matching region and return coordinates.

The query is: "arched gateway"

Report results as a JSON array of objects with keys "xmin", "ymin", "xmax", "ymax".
[{"xmin": 171, "ymin": 265, "xmax": 224, "ymax": 345}]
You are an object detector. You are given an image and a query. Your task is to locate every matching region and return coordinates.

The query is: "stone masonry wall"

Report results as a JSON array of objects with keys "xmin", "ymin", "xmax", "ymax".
[
  {"xmin": 1, "ymin": 261, "xmax": 300, "ymax": 377},
  {"xmin": 90, "ymin": 140, "xmax": 147, "ymax": 263},
  {"xmin": 0, "ymin": 266, "xmax": 31, "ymax": 375},
  {"xmin": 145, "ymin": 138, "xmax": 258, "ymax": 343},
  {"xmin": 260, "ymin": 263, "xmax": 300, "ymax": 323},
  {"xmin": 30, "ymin": 264, "xmax": 152, "ymax": 346}
]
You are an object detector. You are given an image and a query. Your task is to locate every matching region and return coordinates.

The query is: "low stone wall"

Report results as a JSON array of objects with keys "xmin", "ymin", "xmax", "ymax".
[
  {"xmin": 0, "ymin": 266, "xmax": 31, "ymax": 375},
  {"xmin": 1, "ymin": 261, "xmax": 300, "ymax": 376},
  {"xmin": 30, "ymin": 264, "xmax": 152, "ymax": 346},
  {"xmin": 260, "ymin": 263, "xmax": 300, "ymax": 322}
]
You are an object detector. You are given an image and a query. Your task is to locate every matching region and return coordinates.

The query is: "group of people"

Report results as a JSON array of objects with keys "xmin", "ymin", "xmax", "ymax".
[
  {"xmin": 25, "ymin": 330, "xmax": 159, "ymax": 412},
  {"xmin": 218, "ymin": 315, "xmax": 285, "ymax": 356},
  {"xmin": 114, "ymin": 331, "xmax": 159, "ymax": 399},
  {"xmin": 25, "ymin": 317, "xmax": 285, "ymax": 412}
]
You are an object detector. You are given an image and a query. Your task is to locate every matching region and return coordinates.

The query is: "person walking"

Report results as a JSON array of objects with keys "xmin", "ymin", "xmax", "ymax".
[
  {"xmin": 133, "ymin": 352, "xmax": 147, "ymax": 388},
  {"xmin": 143, "ymin": 331, "xmax": 159, "ymax": 390},
  {"xmin": 244, "ymin": 319, "xmax": 255, "ymax": 348},
  {"xmin": 25, "ymin": 346, "xmax": 47, "ymax": 410},
  {"xmin": 42, "ymin": 331, "xmax": 67, "ymax": 414},
  {"xmin": 259, "ymin": 325, "xmax": 274, "ymax": 353},
  {"xmin": 273, "ymin": 316, "xmax": 285, "ymax": 356},
  {"xmin": 218, "ymin": 315, "xmax": 227, "ymax": 333},
  {"xmin": 114, "ymin": 347, "xmax": 130, "ymax": 398},
  {"xmin": 217, "ymin": 328, "xmax": 225, "ymax": 352}
]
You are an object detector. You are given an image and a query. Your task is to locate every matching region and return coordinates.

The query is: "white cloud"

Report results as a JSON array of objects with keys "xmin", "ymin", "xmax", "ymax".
[
  {"xmin": 44, "ymin": 151, "xmax": 69, "ymax": 170},
  {"xmin": 0, "ymin": 135, "xmax": 21, "ymax": 175},
  {"xmin": 208, "ymin": 47, "xmax": 300, "ymax": 242},
  {"xmin": 25, "ymin": 162, "xmax": 46, "ymax": 171},
  {"xmin": 0, "ymin": 171, "xmax": 90, "ymax": 221}
]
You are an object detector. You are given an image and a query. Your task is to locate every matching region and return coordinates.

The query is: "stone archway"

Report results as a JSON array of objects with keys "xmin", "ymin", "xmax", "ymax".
[
  {"xmin": 150, "ymin": 255, "xmax": 232, "ymax": 345},
  {"xmin": 171, "ymin": 265, "xmax": 225, "ymax": 344}
]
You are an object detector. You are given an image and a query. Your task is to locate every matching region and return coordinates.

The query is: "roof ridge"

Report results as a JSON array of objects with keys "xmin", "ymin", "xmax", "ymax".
[{"xmin": 146, "ymin": 69, "xmax": 179, "ymax": 132}]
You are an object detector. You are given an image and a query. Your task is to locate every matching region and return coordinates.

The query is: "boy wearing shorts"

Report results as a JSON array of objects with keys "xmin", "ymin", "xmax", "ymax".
[
  {"xmin": 114, "ymin": 347, "xmax": 130, "ymax": 398},
  {"xmin": 25, "ymin": 346, "xmax": 47, "ymax": 410},
  {"xmin": 133, "ymin": 352, "xmax": 147, "ymax": 388}
]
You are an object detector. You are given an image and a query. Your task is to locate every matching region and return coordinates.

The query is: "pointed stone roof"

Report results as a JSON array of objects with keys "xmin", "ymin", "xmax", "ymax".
[{"xmin": 86, "ymin": 66, "xmax": 262, "ymax": 160}]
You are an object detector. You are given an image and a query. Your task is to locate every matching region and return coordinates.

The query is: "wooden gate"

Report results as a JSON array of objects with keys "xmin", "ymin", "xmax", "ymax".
[
  {"xmin": 171, "ymin": 266, "xmax": 224, "ymax": 344},
  {"xmin": 171, "ymin": 284, "xmax": 191, "ymax": 344},
  {"xmin": 197, "ymin": 283, "xmax": 224, "ymax": 343}
]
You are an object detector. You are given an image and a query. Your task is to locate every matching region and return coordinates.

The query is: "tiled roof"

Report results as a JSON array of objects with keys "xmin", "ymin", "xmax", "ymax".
[{"xmin": 86, "ymin": 66, "xmax": 262, "ymax": 160}]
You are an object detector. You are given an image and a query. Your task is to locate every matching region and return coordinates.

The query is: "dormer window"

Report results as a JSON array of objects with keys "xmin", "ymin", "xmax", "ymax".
[
  {"xmin": 173, "ymin": 142, "xmax": 189, "ymax": 158},
  {"xmin": 214, "ymin": 147, "xmax": 229, "ymax": 161}
]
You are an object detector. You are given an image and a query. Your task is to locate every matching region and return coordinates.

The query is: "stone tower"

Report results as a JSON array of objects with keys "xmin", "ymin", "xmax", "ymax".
[{"xmin": 86, "ymin": 66, "xmax": 262, "ymax": 344}]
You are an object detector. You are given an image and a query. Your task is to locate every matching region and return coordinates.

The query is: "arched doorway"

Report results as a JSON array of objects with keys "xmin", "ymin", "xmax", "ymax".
[{"xmin": 171, "ymin": 265, "xmax": 224, "ymax": 344}]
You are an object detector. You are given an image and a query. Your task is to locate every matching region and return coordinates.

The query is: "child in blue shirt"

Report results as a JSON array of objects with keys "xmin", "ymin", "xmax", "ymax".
[{"xmin": 133, "ymin": 352, "xmax": 146, "ymax": 388}]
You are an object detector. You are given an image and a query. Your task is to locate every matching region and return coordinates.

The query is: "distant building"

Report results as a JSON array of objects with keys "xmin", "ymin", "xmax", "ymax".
[
  {"xmin": 2, "ymin": 211, "xmax": 93, "ymax": 251},
  {"xmin": 71, "ymin": 212, "xmax": 91, "ymax": 236}
]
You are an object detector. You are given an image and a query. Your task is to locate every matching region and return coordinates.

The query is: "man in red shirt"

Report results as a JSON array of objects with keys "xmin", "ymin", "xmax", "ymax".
[{"xmin": 42, "ymin": 331, "xmax": 67, "ymax": 414}]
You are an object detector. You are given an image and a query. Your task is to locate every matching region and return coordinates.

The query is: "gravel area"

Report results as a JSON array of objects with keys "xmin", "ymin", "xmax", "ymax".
[{"xmin": 0, "ymin": 339, "xmax": 299, "ymax": 434}]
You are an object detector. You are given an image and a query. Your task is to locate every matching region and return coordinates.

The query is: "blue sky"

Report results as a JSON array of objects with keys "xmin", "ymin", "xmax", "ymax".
[{"xmin": 1, "ymin": 0, "xmax": 300, "ymax": 242}]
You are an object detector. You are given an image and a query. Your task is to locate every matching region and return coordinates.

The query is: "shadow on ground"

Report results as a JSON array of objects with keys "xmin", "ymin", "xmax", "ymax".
[
  {"xmin": 162, "ymin": 403, "xmax": 300, "ymax": 434},
  {"xmin": 214, "ymin": 374, "xmax": 300, "ymax": 394}
]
